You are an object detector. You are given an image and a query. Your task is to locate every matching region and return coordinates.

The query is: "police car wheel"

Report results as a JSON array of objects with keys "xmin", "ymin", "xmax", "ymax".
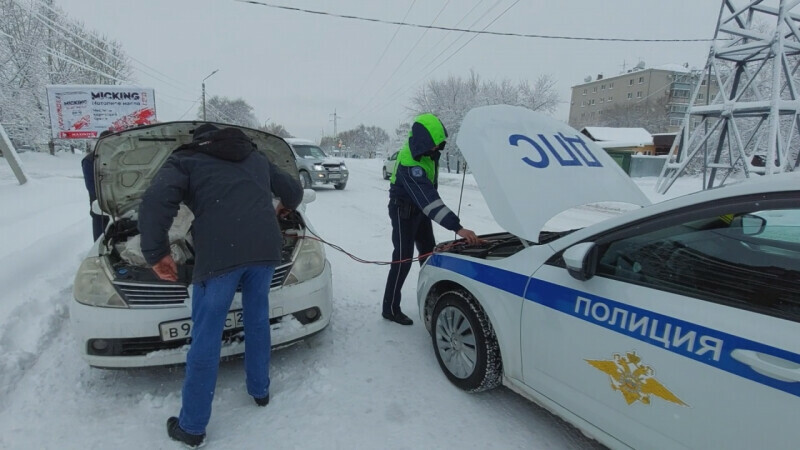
[
  {"xmin": 431, "ymin": 290, "xmax": 502, "ymax": 392},
  {"xmin": 301, "ymin": 171, "xmax": 312, "ymax": 189},
  {"xmin": 382, "ymin": 167, "xmax": 389, "ymax": 180}
]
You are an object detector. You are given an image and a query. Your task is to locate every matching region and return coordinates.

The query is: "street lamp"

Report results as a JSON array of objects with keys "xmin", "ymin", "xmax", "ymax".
[{"xmin": 201, "ymin": 69, "xmax": 219, "ymax": 121}]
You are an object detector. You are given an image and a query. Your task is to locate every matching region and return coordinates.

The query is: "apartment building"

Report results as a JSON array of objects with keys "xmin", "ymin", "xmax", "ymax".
[{"xmin": 568, "ymin": 63, "xmax": 716, "ymax": 133}]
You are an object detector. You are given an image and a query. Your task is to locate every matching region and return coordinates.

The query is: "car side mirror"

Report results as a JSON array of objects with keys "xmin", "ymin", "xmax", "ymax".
[
  {"xmin": 733, "ymin": 213, "xmax": 766, "ymax": 236},
  {"xmin": 563, "ymin": 242, "xmax": 598, "ymax": 281},
  {"xmin": 302, "ymin": 189, "xmax": 316, "ymax": 204}
]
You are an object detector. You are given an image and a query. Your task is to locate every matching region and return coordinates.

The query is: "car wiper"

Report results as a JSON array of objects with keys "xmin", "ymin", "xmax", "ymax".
[{"xmin": 137, "ymin": 137, "xmax": 178, "ymax": 142}]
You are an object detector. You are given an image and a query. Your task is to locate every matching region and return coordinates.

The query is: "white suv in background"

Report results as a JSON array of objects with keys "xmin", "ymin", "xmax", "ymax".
[{"xmin": 285, "ymin": 138, "xmax": 348, "ymax": 190}]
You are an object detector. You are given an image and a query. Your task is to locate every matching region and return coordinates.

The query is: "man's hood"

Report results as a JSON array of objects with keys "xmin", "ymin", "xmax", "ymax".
[
  {"xmin": 174, "ymin": 127, "xmax": 256, "ymax": 162},
  {"xmin": 409, "ymin": 114, "xmax": 447, "ymax": 160},
  {"xmin": 94, "ymin": 121, "xmax": 299, "ymax": 217},
  {"xmin": 456, "ymin": 105, "xmax": 651, "ymax": 243}
]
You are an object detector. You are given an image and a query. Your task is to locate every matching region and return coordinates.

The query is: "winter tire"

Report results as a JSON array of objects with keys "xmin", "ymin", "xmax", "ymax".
[
  {"xmin": 334, "ymin": 183, "xmax": 346, "ymax": 190},
  {"xmin": 300, "ymin": 171, "xmax": 312, "ymax": 189},
  {"xmin": 431, "ymin": 290, "xmax": 502, "ymax": 392},
  {"xmin": 382, "ymin": 167, "xmax": 389, "ymax": 180}
]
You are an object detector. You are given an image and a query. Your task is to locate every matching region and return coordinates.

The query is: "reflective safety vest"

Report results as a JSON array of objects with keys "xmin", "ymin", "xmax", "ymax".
[
  {"xmin": 390, "ymin": 113, "xmax": 446, "ymax": 184},
  {"xmin": 390, "ymin": 142, "xmax": 436, "ymax": 184}
]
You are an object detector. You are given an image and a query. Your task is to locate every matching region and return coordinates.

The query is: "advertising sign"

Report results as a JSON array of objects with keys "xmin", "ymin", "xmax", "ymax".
[{"xmin": 45, "ymin": 85, "xmax": 157, "ymax": 139}]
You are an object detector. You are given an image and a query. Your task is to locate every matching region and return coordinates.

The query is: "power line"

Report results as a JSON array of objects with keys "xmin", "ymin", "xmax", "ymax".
[
  {"xmin": 357, "ymin": 0, "xmax": 521, "ymax": 122},
  {"xmin": 408, "ymin": 0, "xmax": 489, "ymax": 75},
  {"xmin": 234, "ymin": 0, "xmax": 716, "ymax": 42},
  {"xmin": 19, "ymin": 0, "xmax": 125, "ymax": 79},
  {"xmin": 27, "ymin": 0, "xmax": 225, "ymax": 121},
  {"xmin": 355, "ymin": 0, "xmax": 417, "ymax": 97},
  {"xmin": 30, "ymin": 0, "xmax": 208, "ymax": 103},
  {"xmin": 351, "ymin": 0, "xmax": 492, "ymax": 121},
  {"xmin": 350, "ymin": 1, "xmax": 452, "ymax": 123},
  {"xmin": 43, "ymin": 48, "xmax": 128, "ymax": 83}
]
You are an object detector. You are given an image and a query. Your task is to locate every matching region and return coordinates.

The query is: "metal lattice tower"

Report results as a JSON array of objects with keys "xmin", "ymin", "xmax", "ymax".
[{"xmin": 657, "ymin": 0, "xmax": 800, "ymax": 194}]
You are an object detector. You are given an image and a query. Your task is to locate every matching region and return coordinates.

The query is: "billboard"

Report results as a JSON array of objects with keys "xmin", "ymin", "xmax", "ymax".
[{"xmin": 45, "ymin": 85, "xmax": 157, "ymax": 139}]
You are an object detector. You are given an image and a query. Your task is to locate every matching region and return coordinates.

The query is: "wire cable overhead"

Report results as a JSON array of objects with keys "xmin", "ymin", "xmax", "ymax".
[{"xmin": 234, "ymin": 0, "xmax": 715, "ymax": 42}]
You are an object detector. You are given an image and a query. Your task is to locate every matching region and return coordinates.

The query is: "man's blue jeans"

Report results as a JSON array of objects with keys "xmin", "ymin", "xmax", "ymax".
[{"xmin": 178, "ymin": 265, "xmax": 275, "ymax": 435}]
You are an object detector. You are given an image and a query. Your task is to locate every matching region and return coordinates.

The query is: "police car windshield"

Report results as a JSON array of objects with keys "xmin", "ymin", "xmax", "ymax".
[{"xmin": 295, "ymin": 145, "xmax": 327, "ymax": 159}]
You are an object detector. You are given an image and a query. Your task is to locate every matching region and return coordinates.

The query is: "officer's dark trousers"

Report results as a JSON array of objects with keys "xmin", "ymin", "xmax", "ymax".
[{"xmin": 382, "ymin": 199, "xmax": 436, "ymax": 316}]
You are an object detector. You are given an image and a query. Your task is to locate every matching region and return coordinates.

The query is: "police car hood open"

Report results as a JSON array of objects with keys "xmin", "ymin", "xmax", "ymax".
[
  {"xmin": 94, "ymin": 121, "xmax": 300, "ymax": 217},
  {"xmin": 456, "ymin": 105, "xmax": 651, "ymax": 243}
]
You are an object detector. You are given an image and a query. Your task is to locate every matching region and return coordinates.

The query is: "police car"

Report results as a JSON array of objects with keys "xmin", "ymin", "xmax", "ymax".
[{"xmin": 417, "ymin": 105, "xmax": 800, "ymax": 449}]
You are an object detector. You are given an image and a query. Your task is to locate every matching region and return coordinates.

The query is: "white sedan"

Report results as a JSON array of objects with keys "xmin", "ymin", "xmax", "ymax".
[
  {"xmin": 71, "ymin": 122, "xmax": 332, "ymax": 368},
  {"xmin": 382, "ymin": 150, "xmax": 399, "ymax": 180},
  {"xmin": 417, "ymin": 105, "xmax": 800, "ymax": 450}
]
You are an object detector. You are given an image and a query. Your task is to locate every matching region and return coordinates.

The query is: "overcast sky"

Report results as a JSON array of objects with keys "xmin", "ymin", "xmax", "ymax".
[{"xmin": 56, "ymin": 0, "xmax": 724, "ymax": 141}]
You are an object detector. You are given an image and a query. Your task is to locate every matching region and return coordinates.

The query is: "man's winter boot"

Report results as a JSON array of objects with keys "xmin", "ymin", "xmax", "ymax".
[
  {"xmin": 382, "ymin": 311, "xmax": 413, "ymax": 326},
  {"xmin": 254, "ymin": 394, "xmax": 270, "ymax": 407},
  {"xmin": 167, "ymin": 416, "xmax": 206, "ymax": 448}
]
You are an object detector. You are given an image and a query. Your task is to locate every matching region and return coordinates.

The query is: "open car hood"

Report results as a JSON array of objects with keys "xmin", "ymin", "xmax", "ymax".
[
  {"xmin": 456, "ymin": 105, "xmax": 651, "ymax": 243},
  {"xmin": 94, "ymin": 121, "xmax": 300, "ymax": 217}
]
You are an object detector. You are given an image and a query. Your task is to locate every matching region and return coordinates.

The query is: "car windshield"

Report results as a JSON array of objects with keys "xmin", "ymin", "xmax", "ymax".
[{"xmin": 295, "ymin": 145, "xmax": 327, "ymax": 159}]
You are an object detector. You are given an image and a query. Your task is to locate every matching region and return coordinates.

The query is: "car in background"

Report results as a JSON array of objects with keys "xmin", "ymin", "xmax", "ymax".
[
  {"xmin": 382, "ymin": 151, "xmax": 398, "ymax": 180},
  {"xmin": 70, "ymin": 122, "xmax": 333, "ymax": 368},
  {"xmin": 286, "ymin": 138, "xmax": 348, "ymax": 190},
  {"xmin": 417, "ymin": 105, "xmax": 800, "ymax": 450}
]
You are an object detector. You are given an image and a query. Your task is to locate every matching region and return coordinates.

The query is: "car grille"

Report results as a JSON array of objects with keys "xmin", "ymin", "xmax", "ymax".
[
  {"xmin": 114, "ymin": 282, "xmax": 189, "ymax": 307},
  {"xmin": 114, "ymin": 262, "xmax": 293, "ymax": 308},
  {"xmin": 271, "ymin": 263, "xmax": 291, "ymax": 288}
]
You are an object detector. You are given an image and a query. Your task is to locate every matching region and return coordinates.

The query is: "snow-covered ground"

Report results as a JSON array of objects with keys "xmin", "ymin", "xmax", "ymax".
[{"xmin": 0, "ymin": 152, "xmax": 701, "ymax": 449}]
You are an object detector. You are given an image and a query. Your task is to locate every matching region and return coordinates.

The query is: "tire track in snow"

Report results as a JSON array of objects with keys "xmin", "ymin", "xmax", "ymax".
[{"xmin": 0, "ymin": 219, "xmax": 90, "ymax": 406}]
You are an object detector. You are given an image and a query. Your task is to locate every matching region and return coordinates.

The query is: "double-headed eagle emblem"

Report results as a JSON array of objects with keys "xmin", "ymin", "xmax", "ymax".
[{"xmin": 586, "ymin": 352, "xmax": 687, "ymax": 407}]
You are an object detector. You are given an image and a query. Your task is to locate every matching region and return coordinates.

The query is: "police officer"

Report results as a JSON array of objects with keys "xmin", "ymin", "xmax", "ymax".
[{"xmin": 382, "ymin": 113, "xmax": 481, "ymax": 325}]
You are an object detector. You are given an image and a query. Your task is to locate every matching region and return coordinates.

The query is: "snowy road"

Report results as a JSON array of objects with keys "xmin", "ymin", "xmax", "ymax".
[{"xmin": 0, "ymin": 154, "xmax": 605, "ymax": 449}]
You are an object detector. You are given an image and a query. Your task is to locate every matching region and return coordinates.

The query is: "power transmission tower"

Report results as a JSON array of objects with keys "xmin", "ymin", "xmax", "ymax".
[{"xmin": 657, "ymin": 0, "xmax": 800, "ymax": 194}]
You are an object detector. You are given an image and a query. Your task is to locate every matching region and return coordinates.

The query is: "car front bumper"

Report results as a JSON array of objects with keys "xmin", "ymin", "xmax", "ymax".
[
  {"xmin": 69, "ymin": 261, "xmax": 333, "ymax": 368},
  {"xmin": 310, "ymin": 169, "xmax": 348, "ymax": 185}
]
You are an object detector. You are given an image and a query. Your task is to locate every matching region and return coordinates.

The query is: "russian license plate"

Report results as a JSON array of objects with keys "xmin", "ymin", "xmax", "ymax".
[
  {"xmin": 159, "ymin": 310, "xmax": 244, "ymax": 341},
  {"xmin": 328, "ymin": 173, "xmax": 341, "ymax": 180}
]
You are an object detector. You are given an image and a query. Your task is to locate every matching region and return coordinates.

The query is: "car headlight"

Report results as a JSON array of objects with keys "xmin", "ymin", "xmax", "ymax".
[
  {"xmin": 284, "ymin": 234, "xmax": 326, "ymax": 285},
  {"xmin": 313, "ymin": 163, "xmax": 324, "ymax": 171},
  {"xmin": 73, "ymin": 257, "xmax": 128, "ymax": 308}
]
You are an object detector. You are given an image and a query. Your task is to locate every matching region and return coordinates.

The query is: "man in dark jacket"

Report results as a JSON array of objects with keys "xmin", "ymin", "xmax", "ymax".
[
  {"xmin": 81, "ymin": 130, "xmax": 112, "ymax": 241},
  {"xmin": 382, "ymin": 113, "xmax": 481, "ymax": 326},
  {"xmin": 138, "ymin": 124, "xmax": 303, "ymax": 448}
]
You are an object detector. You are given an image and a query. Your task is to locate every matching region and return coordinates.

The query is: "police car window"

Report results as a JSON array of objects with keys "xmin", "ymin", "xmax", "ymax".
[{"xmin": 596, "ymin": 208, "xmax": 800, "ymax": 321}]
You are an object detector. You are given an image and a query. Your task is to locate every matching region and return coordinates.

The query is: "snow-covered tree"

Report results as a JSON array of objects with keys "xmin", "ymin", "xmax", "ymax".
[
  {"xmin": 260, "ymin": 121, "xmax": 292, "ymax": 138},
  {"xmin": 337, "ymin": 124, "xmax": 389, "ymax": 157},
  {"xmin": 408, "ymin": 70, "xmax": 559, "ymax": 159},
  {"xmin": 0, "ymin": 0, "xmax": 132, "ymax": 153},
  {"xmin": 200, "ymin": 96, "xmax": 258, "ymax": 128}
]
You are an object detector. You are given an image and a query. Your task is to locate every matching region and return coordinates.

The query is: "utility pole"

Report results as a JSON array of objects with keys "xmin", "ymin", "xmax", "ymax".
[
  {"xmin": 0, "ymin": 124, "xmax": 28, "ymax": 185},
  {"xmin": 202, "ymin": 69, "xmax": 219, "ymax": 121},
  {"xmin": 330, "ymin": 108, "xmax": 340, "ymax": 139}
]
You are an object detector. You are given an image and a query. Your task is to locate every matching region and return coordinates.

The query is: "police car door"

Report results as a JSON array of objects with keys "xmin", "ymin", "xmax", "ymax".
[{"xmin": 521, "ymin": 200, "xmax": 800, "ymax": 450}]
